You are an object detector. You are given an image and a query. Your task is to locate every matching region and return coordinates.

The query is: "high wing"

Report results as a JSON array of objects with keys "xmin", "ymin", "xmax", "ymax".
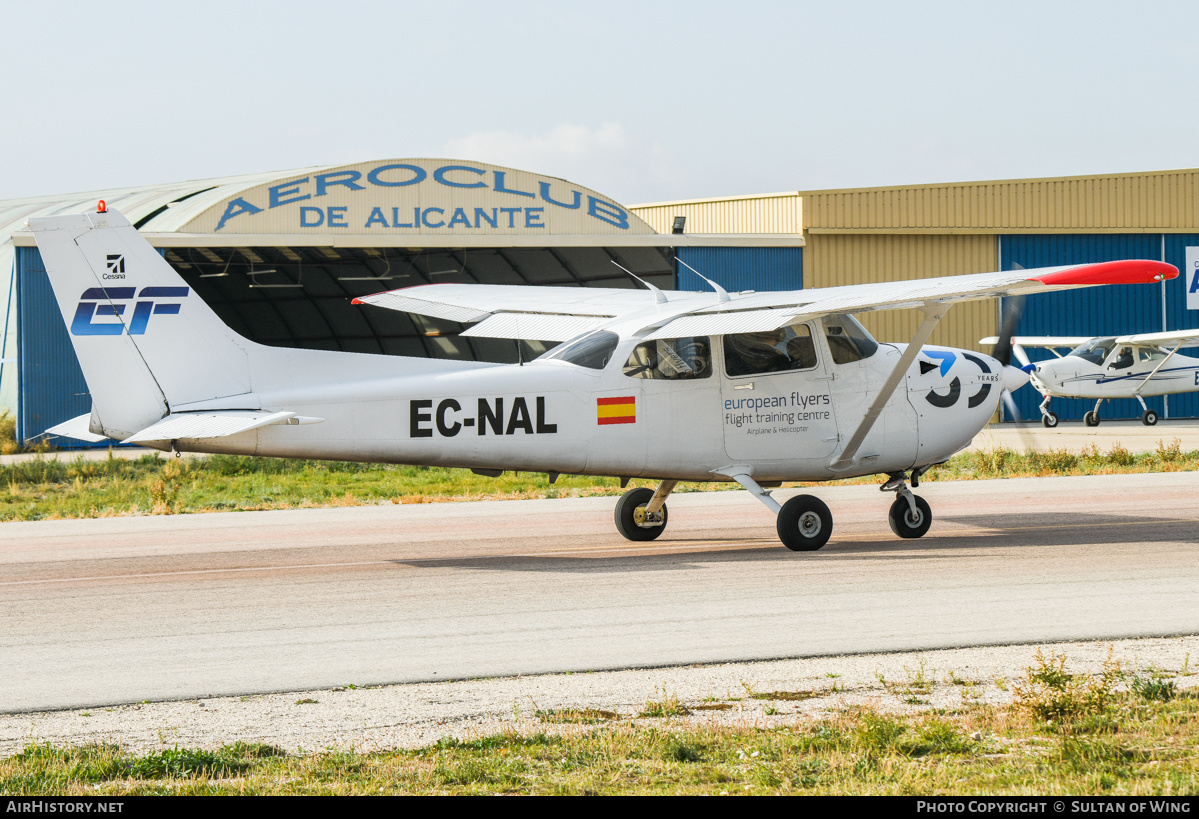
[
  {"xmin": 356, "ymin": 260, "xmax": 1177, "ymax": 340},
  {"xmin": 979, "ymin": 336, "xmax": 1091, "ymax": 349},
  {"xmin": 1112, "ymin": 328, "xmax": 1199, "ymax": 348}
]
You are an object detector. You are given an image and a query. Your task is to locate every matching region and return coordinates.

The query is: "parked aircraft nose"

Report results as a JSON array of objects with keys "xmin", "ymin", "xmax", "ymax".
[
  {"xmin": 1003, "ymin": 364, "xmax": 1031, "ymax": 393},
  {"xmin": 1033, "ymin": 360, "xmax": 1064, "ymax": 388}
]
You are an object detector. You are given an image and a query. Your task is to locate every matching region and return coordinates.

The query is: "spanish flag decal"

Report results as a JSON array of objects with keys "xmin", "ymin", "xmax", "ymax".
[{"xmin": 597, "ymin": 395, "xmax": 636, "ymax": 425}]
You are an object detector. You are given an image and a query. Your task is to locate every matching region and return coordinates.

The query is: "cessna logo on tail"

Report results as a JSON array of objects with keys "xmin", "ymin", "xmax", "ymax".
[
  {"xmin": 410, "ymin": 397, "xmax": 557, "ymax": 438},
  {"xmin": 104, "ymin": 254, "xmax": 125, "ymax": 279},
  {"xmin": 71, "ymin": 286, "xmax": 189, "ymax": 336}
]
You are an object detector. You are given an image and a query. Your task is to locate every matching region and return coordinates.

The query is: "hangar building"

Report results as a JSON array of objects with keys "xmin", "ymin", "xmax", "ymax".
[{"xmin": 3, "ymin": 162, "xmax": 1198, "ymax": 445}]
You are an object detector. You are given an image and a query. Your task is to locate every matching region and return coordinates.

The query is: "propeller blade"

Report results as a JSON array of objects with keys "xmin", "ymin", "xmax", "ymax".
[
  {"xmin": 1001, "ymin": 389, "xmax": 1023, "ymax": 423},
  {"xmin": 992, "ymin": 293, "xmax": 1027, "ymax": 368}
]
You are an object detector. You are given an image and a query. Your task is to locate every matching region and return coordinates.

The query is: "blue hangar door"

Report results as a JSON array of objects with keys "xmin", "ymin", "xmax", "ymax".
[{"xmin": 675, "ymin": 247, "xmax": 802, "ymax": 293}]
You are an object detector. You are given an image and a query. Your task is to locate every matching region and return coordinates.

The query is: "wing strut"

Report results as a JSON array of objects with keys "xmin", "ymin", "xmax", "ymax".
[{"xmin": 828, "ymin": 302, "xmax": 950, "ymax": 472}]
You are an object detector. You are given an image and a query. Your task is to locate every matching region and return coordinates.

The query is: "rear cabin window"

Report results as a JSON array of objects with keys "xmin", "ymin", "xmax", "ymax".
[
  {"xmin": 724, "ymin": 324, "xmax": 819, "ymax": 377},
  {"xmin": 623, "ymin": 336, "xmax": 712, "ymax": 380}
]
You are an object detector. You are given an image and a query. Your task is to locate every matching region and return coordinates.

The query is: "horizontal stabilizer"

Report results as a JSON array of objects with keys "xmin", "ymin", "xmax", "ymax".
[
  {"xmin": 44, "ymin": 413, "xmax": 110, "ymax": 443},
  {"xmin": 121, "ymin": 411, "xmax": 322, "ymax": 444}
]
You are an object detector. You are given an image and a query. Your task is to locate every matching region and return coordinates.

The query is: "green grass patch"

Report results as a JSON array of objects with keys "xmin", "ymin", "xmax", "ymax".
[{"xmin": 7, "ymin": 675, "xmax": 1197, "ymax": 794}]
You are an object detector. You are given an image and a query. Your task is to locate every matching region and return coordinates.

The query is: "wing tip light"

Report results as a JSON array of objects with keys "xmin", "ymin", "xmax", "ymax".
[{"xmin": 1030, "ymin": 259, "xmax": 1177, "ymax": 286}]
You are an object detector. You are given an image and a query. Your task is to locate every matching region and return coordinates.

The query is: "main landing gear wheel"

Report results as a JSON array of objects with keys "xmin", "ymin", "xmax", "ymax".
[
  {"xmin": 614, "ymin": 486, "xmax": 668, "ymax": 541},
  {"xmin": 888, "ymin": 495, "xmax": 932, "ymax": 539},
  {"xmin": 1141, "ymin": 409, "xmax": 1159, "ymax": 426},
  {"xmin": 1084, "ymin": 411, "xmax": 1101, "ymax": 427},
  {"xmin": 1041, "ymin": 412, "xmax": 1059, "ymax": 428},
  {"xmin": 776, "ymin": 495, "xmax": 833, "ymax": 552}
]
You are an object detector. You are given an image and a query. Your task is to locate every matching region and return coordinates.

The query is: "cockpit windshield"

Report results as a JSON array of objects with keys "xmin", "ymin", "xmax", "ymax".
[{"xmin": 1068, "ymin": 337, "xmax": 1117, "ymax": 365}]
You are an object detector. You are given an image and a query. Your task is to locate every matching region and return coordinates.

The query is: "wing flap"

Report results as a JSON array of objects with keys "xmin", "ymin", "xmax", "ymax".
[{"xmin": 121, "ymin": 411, "xmax": 319, "ymax": 443}]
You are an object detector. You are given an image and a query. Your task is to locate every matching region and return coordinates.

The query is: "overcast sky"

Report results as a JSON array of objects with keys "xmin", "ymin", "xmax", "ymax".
[{"xmin": 2, "ymin": 0, "xmax": 1196, "ymax": 205}]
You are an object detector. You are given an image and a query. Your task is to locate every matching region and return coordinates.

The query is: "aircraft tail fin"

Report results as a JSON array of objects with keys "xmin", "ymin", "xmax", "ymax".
[{"xmin": 27, "ymin": 207, "xmax": 252, "ymax": 440}]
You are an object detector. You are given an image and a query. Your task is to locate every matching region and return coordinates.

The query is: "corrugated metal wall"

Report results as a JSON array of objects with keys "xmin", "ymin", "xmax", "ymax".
[
  {"xmin": 16, "ymin": 247, "xmax": 94, "ymax": 447},
  {"xmin": 1161, "ymin": 234, "xmax": 1199, "ymax": 419},
  {"xmin": 804, "ymin": 233, "xmax": 999, "ymax": 353},
  {"xmin": 998, "ymin": 233, "xmax": 1199, "ymax": 421},
  {"xmin": 631, "ymin": 193, "xmax": 801, "ymax": 235},
  {"xmin": 801, "ymin": 169, "xmax": 1199, "ymax": 231},
  {"xmin": 675, "ymin": 247, "xmax": 802, "ymax": 293}
]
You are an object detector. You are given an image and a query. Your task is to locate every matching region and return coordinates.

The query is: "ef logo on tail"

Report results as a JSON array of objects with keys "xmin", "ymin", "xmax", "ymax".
[{"xmin": 71, "ymin": 286, "xmax": 189, "ymax": 336}]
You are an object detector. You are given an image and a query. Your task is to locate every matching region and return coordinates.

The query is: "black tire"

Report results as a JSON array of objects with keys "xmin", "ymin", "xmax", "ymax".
[
  {"xmin": 1042, "ymin": 412, "xmax": 1059, "ymax": 428},
  {"xmin": 888, "ymin": 495, "xmax": 932, "ymax": 539},
  {"xmin": 1084, "ymin": 411, "xmax": 1101, "ymax": 427},
  {"xmin": 776, "ymin": 494, "xmax": 833, "ymax": 552},
  {"xmin": 1141, "ymin": 409, "xmax": 1159, "ymax": 426},
  {"xmin": 614, "ymin": 487, "xmax": 667, "ymax": 541}
]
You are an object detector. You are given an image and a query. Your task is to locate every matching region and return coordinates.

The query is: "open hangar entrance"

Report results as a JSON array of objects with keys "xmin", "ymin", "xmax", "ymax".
[{"xmin": 163, "ymin": 244, "xmax": 675, "ymax": 363}]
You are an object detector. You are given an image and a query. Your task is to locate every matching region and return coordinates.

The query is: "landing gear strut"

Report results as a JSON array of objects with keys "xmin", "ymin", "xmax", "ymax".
[
  {"xmin": 1084, "ymin": 399, "xmax": 1104, "ymax": 427},
  {"xmin": 1134, "ymin": 394, "xmax": 1158, "ymax": 426}
]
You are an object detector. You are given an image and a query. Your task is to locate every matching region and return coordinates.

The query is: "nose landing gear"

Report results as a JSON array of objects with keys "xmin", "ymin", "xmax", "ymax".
[
  {"xmin": 1038, "ymin": 395, "xmax": 1059, "ymax": 427},
  {"xmin": 881, "ymin": 470, "xmax": 933, "ymax": 539}
]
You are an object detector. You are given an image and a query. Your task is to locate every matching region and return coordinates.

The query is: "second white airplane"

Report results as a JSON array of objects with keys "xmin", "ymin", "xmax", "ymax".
[{"xmin": 981, "ymin": 330, "xmax": 1199, "ymax": 426}]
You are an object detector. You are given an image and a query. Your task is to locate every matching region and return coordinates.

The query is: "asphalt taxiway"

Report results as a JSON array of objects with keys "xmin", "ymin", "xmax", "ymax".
[{"xmin": 3, "ymin": 471, "xmax": 1197, "ymax": 713}]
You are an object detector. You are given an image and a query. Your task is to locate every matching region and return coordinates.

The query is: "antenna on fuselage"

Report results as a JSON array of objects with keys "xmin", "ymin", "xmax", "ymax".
[
  {"xmin": 675, "ymin": 257, "xmax": 730, "ymax": 302},
  {"xmin": 611, "ymin": 260, "xmax": 668, "ymax": 304}
]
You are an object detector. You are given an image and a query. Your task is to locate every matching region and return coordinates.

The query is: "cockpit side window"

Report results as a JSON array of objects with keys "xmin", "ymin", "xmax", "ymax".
[
  {"xmin": 724, "ymin": 324, "xmax": 819, "ymax": 377},
  {"xmin": 821, "ymin": 314, "xmax": 879, "ymax": 365},
  {"xmin": 1138, "ymin": 346, "xmax": 1167, "ymax": 362},
  {"xmin": 538, "ymin": 330, "xmax": 619, "ymax": 370},
  {"xmin": 1110, "ymin": 346, "xmax": 1134, "ymax": 370},
  {"xmin": 623, "ymin": 336, "xmax": 712, "ymax": 380}
]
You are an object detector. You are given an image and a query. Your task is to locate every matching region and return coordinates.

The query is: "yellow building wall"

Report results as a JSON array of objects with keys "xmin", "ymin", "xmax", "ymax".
[
  {"xmin": 800, "ymin": 168, "xmax": 1199, "ymax": 231},
  {"xmin": 630, "ymin": 193, "xmax": 801, "ymax": 235},
  {"xmin": 804, "ymin": 233, "xmax": 1000, "ymax": 352}
]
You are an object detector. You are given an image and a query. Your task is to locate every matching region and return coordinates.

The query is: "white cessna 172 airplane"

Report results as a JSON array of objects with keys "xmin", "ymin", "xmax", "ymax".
[
  {"xmin": 980, "ymin": 330, "xmax": 1199, "ymax": 427},
  {"xmin": 29, "ymin": 206, "xmax": 1176, "ymax": 551}
]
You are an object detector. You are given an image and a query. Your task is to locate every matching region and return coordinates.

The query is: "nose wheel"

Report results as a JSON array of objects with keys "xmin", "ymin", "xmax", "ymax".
[
  {"xmin": 888, "ymin": 495, "xmax": 932, "ymax": 538},
  {"xmin": 881, "ymin": 471, "xmax": 933, "ymax": 539}
]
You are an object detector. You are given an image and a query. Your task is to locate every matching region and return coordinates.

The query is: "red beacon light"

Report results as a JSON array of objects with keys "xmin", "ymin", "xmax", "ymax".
[{"xmin": 97, "ymin": 200, "xmax": 107, "ymax": 213}]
